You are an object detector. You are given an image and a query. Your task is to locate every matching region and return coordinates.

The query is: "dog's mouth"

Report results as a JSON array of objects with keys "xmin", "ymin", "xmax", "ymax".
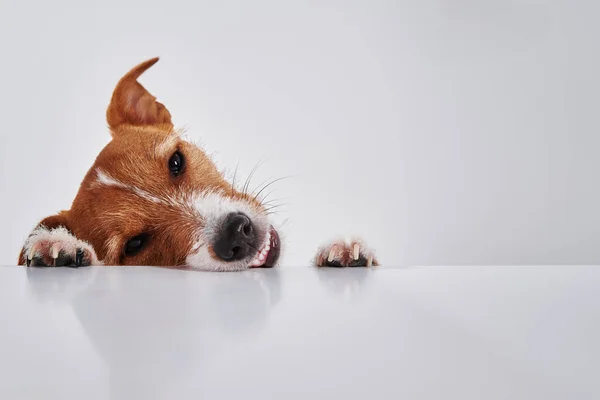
[{"xmin": 249, "ymin": 226, "xmax": 281, "ymax": 268}]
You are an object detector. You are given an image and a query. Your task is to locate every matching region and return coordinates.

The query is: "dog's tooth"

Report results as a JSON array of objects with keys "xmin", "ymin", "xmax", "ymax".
[
  {"xmin": 353, "ymin": 244, "xmax": 360, "ymax": 260},
  {"xmin": 328, "ymin": 248, "xmax": 335, "ymax": 263},
  {"xmin": 367, "ymin": 255, "xmax": 373, "ymax": 267}
]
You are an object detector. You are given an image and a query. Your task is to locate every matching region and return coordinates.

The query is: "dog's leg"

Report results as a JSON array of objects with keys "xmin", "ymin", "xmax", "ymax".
[
  {"xmin": 18, "ymin": 214, "xmax": 100, "ymax": 267},
  {"xmin": 313, "ymin": 238, "xmax": 378, "ymax": 267}
]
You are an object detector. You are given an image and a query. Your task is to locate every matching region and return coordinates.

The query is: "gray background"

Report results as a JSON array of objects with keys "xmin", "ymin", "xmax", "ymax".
[{"xmin": 0, "ymin": 0, "xmax": 598, "ymax": 266}]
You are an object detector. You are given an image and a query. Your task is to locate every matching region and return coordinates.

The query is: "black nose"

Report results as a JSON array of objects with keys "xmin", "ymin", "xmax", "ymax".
[{"xmin": 213, "ymin": 212, "xmax": 256, "ymax": 262}]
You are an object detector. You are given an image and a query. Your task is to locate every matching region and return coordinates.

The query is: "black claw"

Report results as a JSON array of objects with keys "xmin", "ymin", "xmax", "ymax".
[
  {"xmin": 26, "ymin": 257, "xmax": 31, "ymax": 267},
  {"xmin": 75, "ymin": 248, "xmax": 84, "ymax": 267}
]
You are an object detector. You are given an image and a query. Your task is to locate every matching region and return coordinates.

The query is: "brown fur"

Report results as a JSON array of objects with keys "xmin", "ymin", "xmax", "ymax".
[
  {"xmin": 18, "ymin": 58, "xmax": 378, "ymax": 269},
  {"xmin": 19, "ymin": 58, "xmax": 264, "ymax": 267}
]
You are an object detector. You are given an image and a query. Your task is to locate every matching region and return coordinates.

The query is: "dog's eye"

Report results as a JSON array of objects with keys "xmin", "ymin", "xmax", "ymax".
[
  {"xmin": 124, "ymin": 234, "xmax": 149, "ymax": 257},
  {"xmin": 168, "ymin": 151, "xmax": 185, "ymax": 177}
]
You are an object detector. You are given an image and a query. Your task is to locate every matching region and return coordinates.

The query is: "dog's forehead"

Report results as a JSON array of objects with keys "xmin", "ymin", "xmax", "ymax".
[
  {"xmin": 85, "ymin": 130, "xmax": 229, "ymax": 206},
  {"xmin": 92, "ymin": 133, "xmax": 204, "ymax": 181},
  {"xmin": 99, "ymin": 131, "xmax": 178, "ymax": 160}
]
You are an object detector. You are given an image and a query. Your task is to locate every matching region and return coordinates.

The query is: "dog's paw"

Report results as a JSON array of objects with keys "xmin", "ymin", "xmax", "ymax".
[
  {"xmin": 23, "ymin": 226, "xmax": 100, "ymax": 267},
  {"xmin": 314, "ymin": 238, "xmax": 379, "ymax": 267}
]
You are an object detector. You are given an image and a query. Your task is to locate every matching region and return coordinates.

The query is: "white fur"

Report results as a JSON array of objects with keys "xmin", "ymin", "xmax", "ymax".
[
  {"xmin": 93, "ymin": 169, "xmax": 163, "ymax": 204},
  {"xmin": 104, "ymin": 236, "xmax": 121, "ymax": 261},
  {"xmin": 92, "ymin": 170, "xmax": 272, "ymax": 271},
  {"xmin": 24, "ymin": 226, "xmax": 101, "ymax": 265},
  {"xmin": 192, "ymin": 192, "xmax": 265, "ymax": 238},
  {"xmin": 185, "ymin": 192, "xmax": 270, "ymax": 271},
  {"xmin": 155, "ymin": 133, "xmax": 180, "ymax": 156}
]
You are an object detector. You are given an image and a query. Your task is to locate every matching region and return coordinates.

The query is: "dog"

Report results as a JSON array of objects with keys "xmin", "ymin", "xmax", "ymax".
[{"xmin": 18, "ymin": 58, "xmax": 378, "ymax": 271}]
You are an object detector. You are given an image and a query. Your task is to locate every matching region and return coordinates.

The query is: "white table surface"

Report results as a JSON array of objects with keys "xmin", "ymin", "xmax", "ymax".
[{"xmin": 1, "ymin": 265, "xmax": 599, "ymax": 399}]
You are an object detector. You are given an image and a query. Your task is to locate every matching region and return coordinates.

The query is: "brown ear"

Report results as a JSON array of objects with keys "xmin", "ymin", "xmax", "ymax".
[{"xmin": 106, "ymin": 57, "xmax": 173, "ymax": 135}]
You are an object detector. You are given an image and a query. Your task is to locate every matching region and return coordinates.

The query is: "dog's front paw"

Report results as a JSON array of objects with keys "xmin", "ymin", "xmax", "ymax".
[
  {"xmin": 23, "ymin": 226, "xmax": 100, "ymax": 267},
  {"xmin": 314, "ymin": 238, "xmax": 378, "ymax": 267}
]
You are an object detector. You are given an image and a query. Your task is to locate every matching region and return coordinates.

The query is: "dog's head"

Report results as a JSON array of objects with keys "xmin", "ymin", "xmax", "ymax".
[{"xmin": 68, "ymin": 58, "xmax": 280, "ymax": 270}]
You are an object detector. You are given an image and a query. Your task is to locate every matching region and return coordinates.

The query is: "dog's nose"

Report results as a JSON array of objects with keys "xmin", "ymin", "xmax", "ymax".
[{"xmin": 213, "ymin": 212, "xmax": 256, "ymax": 262}]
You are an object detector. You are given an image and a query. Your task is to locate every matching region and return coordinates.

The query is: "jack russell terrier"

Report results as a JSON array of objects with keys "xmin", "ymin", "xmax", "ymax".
[{"xmin": 18, "ymin": 58, "xmax": 379, "ymax": 271}]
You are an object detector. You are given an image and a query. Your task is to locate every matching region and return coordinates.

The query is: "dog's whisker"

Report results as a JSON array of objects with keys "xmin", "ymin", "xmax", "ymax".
[
  {"xmin": 257, "ymin": 187, "xmax": 283, "ymax": 205},
  {"xmin": 242, "ymin": 160, "xmax": 263, "ymax": 198},
  {"xmin": 252, "ymin": 176, "xmax": 291, "ymax": 203},
  {"xmin": 258, "ymin": 189, "xmax": 276, "ymax": 207},
  {"xmin": 250, "ymin": 177, "xmax": 274, "ymax": 200},
  {"xmin": 231, "ymin": 161, "xmax": 240, "ymax": 197},
  {"xmin": 261, "ymin": 197, "xmax": 291, "ymax": 207},
  {"xmin": 263, "ymin": 204, "xmax": 288, "ymax": 213},
  {"xmin": 247, "ymin": 242, "xmax": 260, "ymax": 253},
  {"xmin": 264, "ymin": 206, "xmax": 288, "ymax": 213},
  {"xmin": 258, "ymin": 192, "xmax": 292, "ymax": 209}
]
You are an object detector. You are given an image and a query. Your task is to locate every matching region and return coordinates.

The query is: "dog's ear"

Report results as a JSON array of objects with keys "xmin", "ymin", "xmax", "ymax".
[{"xmin": 106, "ymin": 57, "xmax": 173, "ymax": 135}]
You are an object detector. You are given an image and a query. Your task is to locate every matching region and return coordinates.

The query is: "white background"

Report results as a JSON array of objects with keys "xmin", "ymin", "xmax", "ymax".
[{"xmin": 0, "ymin": 0, "xmax": 598, "ymax": 266}]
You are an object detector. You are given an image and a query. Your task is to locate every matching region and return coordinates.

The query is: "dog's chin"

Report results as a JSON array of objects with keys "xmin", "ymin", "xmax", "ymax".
[{"xmin": 186, "ymin": 227, "xmax": 281, "ymax": 272}]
